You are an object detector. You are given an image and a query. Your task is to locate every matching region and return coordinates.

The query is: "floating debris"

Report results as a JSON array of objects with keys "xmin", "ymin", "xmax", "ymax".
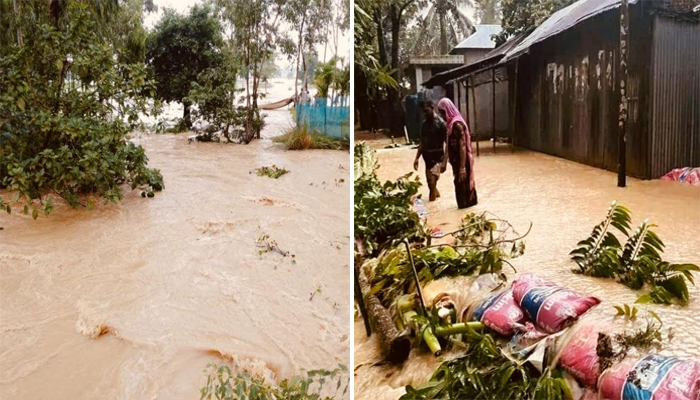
[{"xmin": 254, "ymin": 165, "xmax": 290, "ymax": 179}]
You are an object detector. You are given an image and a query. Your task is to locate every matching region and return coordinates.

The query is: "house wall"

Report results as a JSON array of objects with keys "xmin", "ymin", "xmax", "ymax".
[
  {"xmin": 649, "ymin": 15, "xmax": 700, "ymax": 177},
  {"xmin": 512, "ymin": 5, "xmax": 655, "ymax": 178},
  {"xmin": 463, "ymin": 67, "xmax": 509, "ymax": 138}
]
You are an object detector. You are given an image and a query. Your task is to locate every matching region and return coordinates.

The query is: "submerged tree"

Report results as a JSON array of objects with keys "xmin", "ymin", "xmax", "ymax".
[
  {"xmin": 0, "ymin": 0, "xmax": 163, "ymax": 217},
  {"xmin": 215, "ymin": 0, "xmax": 285, "ymax": 142},
  {"xmin": 146, "ymin": 4, "xmax": 223, "ymax": 128}
]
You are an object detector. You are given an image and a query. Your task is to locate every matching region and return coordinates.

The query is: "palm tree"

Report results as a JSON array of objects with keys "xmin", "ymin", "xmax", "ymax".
[{"xmin": 412, "ymin": 0, "xmax": 475, "ymax": 56}]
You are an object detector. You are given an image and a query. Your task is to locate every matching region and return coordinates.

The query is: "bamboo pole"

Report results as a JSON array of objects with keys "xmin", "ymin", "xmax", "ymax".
[{"xmin": 434, "ymin": 322, "xmax": 485, "ymax": 337}]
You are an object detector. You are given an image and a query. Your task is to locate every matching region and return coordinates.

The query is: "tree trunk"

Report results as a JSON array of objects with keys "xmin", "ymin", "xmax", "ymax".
[
  {"xmin": 439, "ymin": 12, "xmax": 448, "ymax": 55},
  {"xmin": 183, "ymin": 101, "xmax": 192, "ymax": 128},
  {"xmin": 294, "ymin": 12, "xmax": 307, "ymax": 99},
  {"xmin": 374, "ymin": 8, "xmax": 388, "ymax": 66},
  {"xmin": 13, "ymin": 0, "xmax": 23, "ymax": 47},
  {"xmin": 357, "ymin": 268, "xmax": 411, "ymax": 363}
]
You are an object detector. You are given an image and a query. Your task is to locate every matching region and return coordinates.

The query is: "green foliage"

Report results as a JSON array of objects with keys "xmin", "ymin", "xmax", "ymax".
[
  {"xmin": 146, "ymin": 4, "xmax": 224, "ymax": 126},
  {"xmin": 255, "ymin": 165, "xmax": 290, "ymax": 179},
  {"xmin": 571, "ymin": 201, "xmax": 699, "ymax": 305},
  {"xmin": 313, "ymin": 57, "xmax": 350, "ymax": 100},
  {"xmin": 0, "ymin": 1, "xmax": 163, "ymax": 217},
  {"xmin": 185, "ymin": 49, "xmax": 246, "ymax": 142},
  {"xmin": 400, "ymin": 328, "xmax": 572, "ymax": 400},
  {"xmin": 353, "ymin": 0, "xmax": 398, "ymax": 96},
  {"xmin": 215, "ymin": 0, "xmax": 283, "ymax": 142},
  {"xmin": 495, "ymin": 0, "xmax": 579, "ymax": 45},
  {"xmin": 200, "ymin": 363, "xmax": 349, "ymax": 400},
  {"xmin": 273, "ymin": 125, "xmax": 349, "ymax": 150},
  {"xmin": 354, "ymin": 144, "xmax": 423, "ymax": 255},
  {"xmin": 570, "ymin": 201, "xmax": 632, "ymax": 277},
  {"xmin": 599, "ymin": 305, "xmax": 667, "ymax": 372},
  {"xmin": 368, "ymin": 214, "xmax": 525, "ymax": 308}
]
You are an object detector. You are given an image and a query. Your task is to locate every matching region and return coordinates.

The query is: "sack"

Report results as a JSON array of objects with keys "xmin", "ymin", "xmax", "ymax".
[
  {"xmin": 558, "ymin": 321, "xmax": 604, "ymax": 388},
  {"xmin": 512, "ymin": 274, "xmax": 600, "ymax": 333},
  {"xmin": 598, "ymin": 355, "xmax": 700, "ymax": 400},
  {"xmin": 470, "ymin": 288, "xmax": 526, "ymax": 336}
]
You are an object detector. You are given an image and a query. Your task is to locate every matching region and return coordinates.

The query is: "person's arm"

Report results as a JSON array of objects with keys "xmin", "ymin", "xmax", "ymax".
[
  {"xmin": 440, "ymin": 128, "xmax": 449, "ymax": 172},
  {"xmin": 456, "ymin": 123, "xmax": 468, "ymax": 182},
  {"xmin": 414, "ymin": 141, "xmax": 422, "ymax": 171}
]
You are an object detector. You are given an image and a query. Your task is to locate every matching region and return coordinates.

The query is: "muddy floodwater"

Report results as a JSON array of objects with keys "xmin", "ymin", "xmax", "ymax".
[
  {"xmin": 0, "ymin": 106, "xmax": 350, "ymax": 399},
  {"xmin": 354, "ymin": 142, "xmax": 700, "ymax": 400}
]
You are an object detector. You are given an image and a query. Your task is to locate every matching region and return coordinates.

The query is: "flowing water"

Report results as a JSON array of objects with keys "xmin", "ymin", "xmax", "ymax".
[
  {"xmin": 0, "ymin": 79, "xmax": 350, "ymax": 399},
  {"xmin": 354, "ymin": 143, "xmax": 700, "ymax": 400}
]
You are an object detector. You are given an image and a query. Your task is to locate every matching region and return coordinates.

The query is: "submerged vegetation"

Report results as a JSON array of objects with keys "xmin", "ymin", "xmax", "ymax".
[
  {"xmin": 273, "ymin": 125, "xmax": 349, "ymax": 151},
  {"xmin": 255, "ymin": 165, "xmax": 290, "ymax": 179},
  {"xmin": 353, "ymin": 145, "xmax": 692, "ymax": 400},
  {"xmin": 200, "ymin": 363, "xmax": 348, "ymax": 400},
  {"xmin": 571, "ymin": 201, "xmax": 699, "ymax": 305},
  {"xmin": 0, "ymin": 0, "xmax": 163, "ymax": 218},
  {"xmin": 354, "ymin": 143, "xmax": 423, "ymax": 255}
]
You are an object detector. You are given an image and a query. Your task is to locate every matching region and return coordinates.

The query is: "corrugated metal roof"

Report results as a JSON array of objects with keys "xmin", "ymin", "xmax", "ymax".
[
  {"xmin": 423, "ymin": 34, "xmax": 527, "ymax": 88},
  {"xmin": 502, "ymin": 0, "xmax": 640, "ymax": 62},
  {"xmin": 450, "ymin": 24, "xmax": 502, "ymax": 52}
]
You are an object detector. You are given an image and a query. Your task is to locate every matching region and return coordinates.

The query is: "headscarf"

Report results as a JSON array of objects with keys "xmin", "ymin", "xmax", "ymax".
[{"xmin": 437, "ymin": 98, "xmax": 467, "ymax": 136}]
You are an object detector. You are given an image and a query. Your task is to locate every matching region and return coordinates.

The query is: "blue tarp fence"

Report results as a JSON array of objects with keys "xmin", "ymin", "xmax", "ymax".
[{"xmin": 296, "ymin": 97, "xmax": 350, "ymax": 139}]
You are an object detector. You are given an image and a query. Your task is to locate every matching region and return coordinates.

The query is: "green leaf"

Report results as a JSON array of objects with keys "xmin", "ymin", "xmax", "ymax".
[
  {"xmin": 32, "ymin": 209, "xmax": 39, "ymax": 220},
  {"xmin": 636, "ymin": 294, "xmax": 653, "ymax": 304},
  {"xmin": 17, "ymin": 97, "xmax": 25, "ymax": 111}
]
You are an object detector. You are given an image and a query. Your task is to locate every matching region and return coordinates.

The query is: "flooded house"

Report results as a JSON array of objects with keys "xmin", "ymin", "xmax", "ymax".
[{"xmin": 424, "ymin": 0, "xmax": 700, "ymax": 179}]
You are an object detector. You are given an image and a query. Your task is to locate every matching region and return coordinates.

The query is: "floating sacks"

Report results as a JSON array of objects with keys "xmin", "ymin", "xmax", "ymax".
[
  {"xmin": 512, "ymin": 274, "xmax": 600, "ymax": 333},
  {"xmin": 598, "ymin": 354, "xmax": 700, "ymax": 400}
]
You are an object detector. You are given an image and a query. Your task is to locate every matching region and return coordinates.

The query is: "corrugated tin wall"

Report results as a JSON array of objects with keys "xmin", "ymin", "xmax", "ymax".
[
  {"xmin": 463, "ymin": 67, "xmax": 509, "ymax": 137},
  {"xmin": 513, "ymin": 7, "xmax": 654, "ymax": 178},
  {"xmin": 650, "ymin": 16, "xmax": 700, "ymax": 178}
]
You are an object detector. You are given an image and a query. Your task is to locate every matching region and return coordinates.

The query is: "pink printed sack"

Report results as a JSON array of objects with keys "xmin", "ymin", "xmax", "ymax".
[
  {"xmin": 598, "ymin": 355, "xmax": 700, "ymax": 400},
  {"xmin": 512, "ymin": 274, "xmax": 600, "ymax": 333}
]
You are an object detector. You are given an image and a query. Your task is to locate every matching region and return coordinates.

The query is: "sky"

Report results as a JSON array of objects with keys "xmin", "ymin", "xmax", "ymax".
[{"xmin": 143, "ymin": 0, "xmax": 351, "ymax": 71}]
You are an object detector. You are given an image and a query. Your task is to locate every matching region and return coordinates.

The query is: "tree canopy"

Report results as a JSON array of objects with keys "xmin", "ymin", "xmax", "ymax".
[{"xmin": 146, "ymin": 4, "xmax": 223, "ymax": 126}]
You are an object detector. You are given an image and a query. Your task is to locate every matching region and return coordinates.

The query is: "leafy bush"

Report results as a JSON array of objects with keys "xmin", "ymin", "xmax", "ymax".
[
  {"xmin": 200, "ymin": 363, "xmax": 348, "ymax": 400},
  {"xmin": 570, "ymin": 201, "xmax": 699, "ymax": 305},
  {"xmin": 353, "ymin": 152, "xmax": 423, "ymax": 255},
  {"xmin": 273, "ymin": 125, "xmax": 349, "ymax": 150},
  {"xmin": 0, "ymin": 2, "xmax": 163, "ymax": 218}
]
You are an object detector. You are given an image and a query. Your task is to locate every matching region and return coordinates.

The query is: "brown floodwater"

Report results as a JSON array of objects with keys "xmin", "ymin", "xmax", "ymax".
[
  {"xmin": 0, "ymin": 108, "xmax": 350, "ymax": 399},
  {"xmin": 354, "ymin": 143, "xmax": 700, "ymax": 400}
]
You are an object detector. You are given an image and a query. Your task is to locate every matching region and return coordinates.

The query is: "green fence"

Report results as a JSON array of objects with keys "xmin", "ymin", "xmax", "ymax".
[{"xmin": 296, "ymin": 97, "xmax": 350, "ymax": 139}]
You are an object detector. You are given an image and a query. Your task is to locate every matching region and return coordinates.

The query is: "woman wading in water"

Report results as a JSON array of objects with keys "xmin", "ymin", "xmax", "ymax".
[{"xmin": 437, "ymin": 98, "xmax": 477, "ymax": 209}]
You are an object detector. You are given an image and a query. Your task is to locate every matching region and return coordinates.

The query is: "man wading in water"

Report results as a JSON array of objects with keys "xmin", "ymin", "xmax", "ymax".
[
  {"xmin": 413, "ymin": 101, "xmax": 448, "ymax": 201},
  {"xmin": 437, "ymin": 98, "xmax": 478, "ymax": 209}
]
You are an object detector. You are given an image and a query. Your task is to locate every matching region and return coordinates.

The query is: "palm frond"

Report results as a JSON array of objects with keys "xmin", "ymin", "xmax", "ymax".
[{"xmin": 570, "ymin": 201, "xmax": 631, "ymax": 275}]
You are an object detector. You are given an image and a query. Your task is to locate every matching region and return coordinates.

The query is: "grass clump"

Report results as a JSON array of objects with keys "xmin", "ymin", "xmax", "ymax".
[
  {"xmin": 200, "ymin": 363, "xmax": 348, "ymax": 400},
  {"xmin": 255, "ymin": 165, "xmax": 289, "ymax": 179},
  {"xmin": 273, "ymin": 125, "xmax": 349, "ymax": 150}
]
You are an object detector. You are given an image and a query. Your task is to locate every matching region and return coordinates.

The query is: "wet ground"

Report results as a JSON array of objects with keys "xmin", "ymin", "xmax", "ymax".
[
  {"xmin": 0, "ymin": 106, "xmax": 350, "ymax": 399},
  {"xmin": 354, "ymin": 142, "xmax": 700, "ymax": 400}
]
